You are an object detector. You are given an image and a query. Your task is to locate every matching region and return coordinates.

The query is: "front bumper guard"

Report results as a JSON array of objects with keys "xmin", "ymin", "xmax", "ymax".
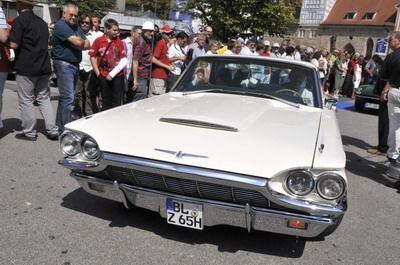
[{"xmin": 72, "ymin": 174, "xmax": 341, "ymax": 238}]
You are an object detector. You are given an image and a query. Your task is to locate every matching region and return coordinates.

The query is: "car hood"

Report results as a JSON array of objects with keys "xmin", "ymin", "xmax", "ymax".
[{"xmin": 66, "ymin": 92, "xmax": 322, "ymax": 178}]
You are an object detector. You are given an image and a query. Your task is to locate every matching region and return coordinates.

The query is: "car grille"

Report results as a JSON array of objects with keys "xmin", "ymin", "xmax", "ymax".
[{"xmin": 78, "ymin": 165, "xmax": 270, "ymax": 208}]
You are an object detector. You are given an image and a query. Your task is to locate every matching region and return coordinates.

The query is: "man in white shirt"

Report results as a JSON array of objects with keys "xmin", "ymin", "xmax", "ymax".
[
  {"xmin": 240, "ymin": 40, "xmax": 256, "ymax": 56},
  {"xmin": 167, "ymin": 31, "xmax": 188, "ymax": 91},
  {"xmin": 123, "ymin": 26, "xmax": 141, "ymax": 103},
  {"xmin": 73, "ymin": 14, "xmax": 102, "ymax": 117}
]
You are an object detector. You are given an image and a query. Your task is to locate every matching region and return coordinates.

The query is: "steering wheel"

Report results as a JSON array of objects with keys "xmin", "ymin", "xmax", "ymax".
[{"xmin": 274, "ymin": 89, "xmax": 301, "ymax": 97}]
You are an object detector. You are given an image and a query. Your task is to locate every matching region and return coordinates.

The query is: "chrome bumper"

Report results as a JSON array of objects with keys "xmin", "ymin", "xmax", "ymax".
[{"xmin": 72, "ymin": 174, "xmax": 341, "ymax": 238}]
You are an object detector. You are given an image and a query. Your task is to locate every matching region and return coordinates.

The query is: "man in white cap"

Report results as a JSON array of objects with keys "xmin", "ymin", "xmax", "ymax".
[
  {"xmin": 270, "ymin": 42, "xmax": 281, "ymax": 58},
  {"xmin": 132, "ymin": 21, "xmax": 155, "ymax": 101}
]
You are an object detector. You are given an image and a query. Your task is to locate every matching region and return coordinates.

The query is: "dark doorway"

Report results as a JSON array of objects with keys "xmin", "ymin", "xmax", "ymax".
[
  {"xmin": 343, "ymin": 43, "xmax": 355, "ymax": 55},
  {"xmin": 366, "ymin": 38, "xmax": 374, "ymax": 58},
  {"xmin": 330, "ymin": 36, "xmax": 337, "ymax": 52}
]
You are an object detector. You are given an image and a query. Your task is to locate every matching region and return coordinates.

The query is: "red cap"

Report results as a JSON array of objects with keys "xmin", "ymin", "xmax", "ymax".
[{"xmin": 161, "ymin": 25, "xmax": 173, "ymax": 33}]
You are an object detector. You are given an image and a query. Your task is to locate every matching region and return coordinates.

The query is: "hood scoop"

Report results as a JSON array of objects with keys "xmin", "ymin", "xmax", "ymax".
[{"xmin": 160, "ymin": 117, "xmax": 239, "ymax": 132}]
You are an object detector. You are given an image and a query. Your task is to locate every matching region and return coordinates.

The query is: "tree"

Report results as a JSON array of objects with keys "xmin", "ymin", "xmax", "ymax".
[
  {"xmin": 185, "ymin": 0, "xmax": 299, "ymax": 39},
  {"xmin": 126, "ymin": 0, "xmax": 173, "ymax": 20},
  {"xmin": 50, "ymin": 0, "xmax": 116, "ymax": 18}
]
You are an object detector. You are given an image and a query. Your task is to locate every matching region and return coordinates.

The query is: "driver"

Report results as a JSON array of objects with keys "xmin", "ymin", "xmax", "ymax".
[{"xmin": 280, "ymin": 69, "xmax": 314, "ymax": 106}]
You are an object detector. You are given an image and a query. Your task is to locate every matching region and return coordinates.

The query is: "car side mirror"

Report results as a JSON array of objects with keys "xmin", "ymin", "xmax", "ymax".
[{"xmin": 325, "ymin": 98, "xmax": 338, "ymax": 110}]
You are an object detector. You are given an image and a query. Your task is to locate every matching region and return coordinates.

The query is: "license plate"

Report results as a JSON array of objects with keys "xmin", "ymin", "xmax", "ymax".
[
  {"xmin": 166, "ymin": 198, "xmax": 203, "ymax": 230},
  {"xmin": 365, "ymin": 103, "xmax": 379, "ymax": 109}
]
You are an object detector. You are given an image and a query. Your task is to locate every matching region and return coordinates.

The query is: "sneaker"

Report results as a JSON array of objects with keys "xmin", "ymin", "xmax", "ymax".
[
  {"xmin": 47, "ymin": 133, "xmax": 59, "ymax": 141},
  {"xmin": 15, "ymin": 132, "xmax": 37, "ymax": 141}
]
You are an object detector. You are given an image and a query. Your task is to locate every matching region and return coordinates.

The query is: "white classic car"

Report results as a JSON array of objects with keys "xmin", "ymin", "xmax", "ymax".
[{"xmin": 59, "ymin": 55, "xmax": 347, "ymax": 238}]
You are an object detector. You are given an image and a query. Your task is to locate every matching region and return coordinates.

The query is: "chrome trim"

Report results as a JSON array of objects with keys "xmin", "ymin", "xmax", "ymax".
[
  {"xmin": 159, "ymin": 117, "xmax": 239, "ymax": 132},
  {"xmin": 61, "ymin": 152, "xmax": 347, "ymax": 216},
  {"xmin": 59, "ymin": 158, "xmax": 99, "ymax": 169},
  {"xmin": 355, "ymin": 95, "xmax": 379, "ymax": 101},
  {"xmin": 154, "ymin": 148, "xmax": 209, "ymax": 159},
  {"xmin": 103, "ymin": 152, "xmax": 267, "ymax": 188},
  {"xmin": 71, "ymin": 174, "xmax": 339, "ymax": 237}
]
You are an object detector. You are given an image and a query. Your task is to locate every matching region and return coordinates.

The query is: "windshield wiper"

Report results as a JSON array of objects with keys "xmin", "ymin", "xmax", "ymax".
[
  {"xmin": 239, "ymin": 91, "xmax": 300, "ymax": 108},
  {"xmin": 183, "ymin": 89, "xmax": 300, "ymax": 108},
  {"xmin": 182, "ymin": 89, "xmax": 228, "ymax": 96}
]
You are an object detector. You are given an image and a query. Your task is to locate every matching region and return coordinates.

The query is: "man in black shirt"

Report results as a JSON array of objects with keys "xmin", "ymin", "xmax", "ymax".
[
  {"xmin": 381, "ymin": 31, "xmax": 400, "ymax": 164},
  {"xmin": 10, "ymin": 0, "xmax": 58, "ymax": 141}
]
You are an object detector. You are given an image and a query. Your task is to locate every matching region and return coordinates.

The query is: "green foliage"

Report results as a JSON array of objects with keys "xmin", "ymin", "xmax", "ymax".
[
  {"xmin": 49, "ymin": 0, "xmax": 116, "ymax": 18},
  {"xmin": 185, "ymin": 0, "xmax": 299, "ymax": 39},
  {"xmin": 126, "ymin": 0, "xmax": 173, "ymax": 19}
]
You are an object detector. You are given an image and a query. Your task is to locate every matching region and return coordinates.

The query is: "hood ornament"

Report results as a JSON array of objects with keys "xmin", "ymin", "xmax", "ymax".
[{"xmin": 154, "ymin": 148, "xmax": 208, "ymax": 159}]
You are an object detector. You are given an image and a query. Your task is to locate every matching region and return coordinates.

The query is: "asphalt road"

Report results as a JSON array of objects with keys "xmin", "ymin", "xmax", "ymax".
[{"xmin": 0, "ymin": 81, "xmax": 399, "ymax": 265}]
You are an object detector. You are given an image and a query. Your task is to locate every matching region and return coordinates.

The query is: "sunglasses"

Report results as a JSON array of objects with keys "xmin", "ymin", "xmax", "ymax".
[{"xmin": 81, "ymin": 21, "xmax": 90, "ymax": 25}]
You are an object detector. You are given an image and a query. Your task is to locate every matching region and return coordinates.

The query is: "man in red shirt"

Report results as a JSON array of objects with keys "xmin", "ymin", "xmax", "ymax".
[
  {"xmin": 89, "ymin": 19, "xmax": 127, "ymax": 110},
  {"xmin": 149, "ymin": 25, "xmax": 174, "ymax": 97}
]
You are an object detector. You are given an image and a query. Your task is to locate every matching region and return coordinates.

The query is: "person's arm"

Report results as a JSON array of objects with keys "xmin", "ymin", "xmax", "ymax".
[
  {"xmin": 9, "ymin": 19, "xmax": 21, "ymax": 49},
  {"xmin": 151, "ymin": 56, "xmax": 174, "ymax": 71},
  {"xmin": 381, "ymin": 82, "xmax": 391, "ymax": 102},
  {"xmin": 88, "ymin": 39, "xmax": 100, "ymax": 76},
  {"xmin": 90, "ymin": 56, "xmax": 100, "ymax": 77},
  {"xmin": 132, "ymin": 60, "xmax": 139, "ymax": 91},
  {"xmin": 108, "ymin": 58, "xmax": 128, "ymax": 79}
]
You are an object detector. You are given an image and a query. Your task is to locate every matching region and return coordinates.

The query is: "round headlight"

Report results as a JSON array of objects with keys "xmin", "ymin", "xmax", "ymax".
[
  {"xmin": 82, "ymin": 138, "xmax": 100, "ymax": 160},
  {"xmin": 317, "ymin": 174, "xmax": 345, "ymax": 200},
  {"xmin": 60, "ymin": 132, "xmax": 81, "ymax": 156},
  {"xmin": 286, "ymin": 171, "xmax": 315, "ymax": 196}
]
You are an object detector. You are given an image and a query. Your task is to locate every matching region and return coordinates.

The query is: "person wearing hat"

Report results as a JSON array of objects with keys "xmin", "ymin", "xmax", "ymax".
[
  {"xmin": 52, "ymin": 2, "xmax": 90, "ymax": 133},
  {"xmin": 132, "ymin": 21, "xmax": 155, "ymax": 101},
  {"xmin": 149, "ymin": 25, "xmax": 174, "ymax": 97},
  {"xmin": 270, "ymin": 42, "xmax": 281, "ymax": 58},
  {"xmin": 260, "ymin": 40, "xmax": 270, "ymax": 57},
  {"xmin": 9, "ymin": 0, "xmax": 59, "ymax": 140}
]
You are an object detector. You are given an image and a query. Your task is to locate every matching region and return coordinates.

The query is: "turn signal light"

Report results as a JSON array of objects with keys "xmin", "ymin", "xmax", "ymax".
[{"xmin": 287, "ymin": 220, "xmax": 307, "ymax": 230}]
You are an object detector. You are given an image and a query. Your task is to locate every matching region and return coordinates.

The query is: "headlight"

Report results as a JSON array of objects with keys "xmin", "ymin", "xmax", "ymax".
[
  {"xmin": 317, "ymin": 174, "xmax": 345, "ymax": 200},
  {"xmin": 82, "ymin": 138, "xmax": 100, "ymax": 160},
  {"xmin": 60, "ymin": 132, "xmax": 81, "ymax": 156},
  {"xmin": 286, "ymin": 171, "xmax": 315, "ymax": 196}
]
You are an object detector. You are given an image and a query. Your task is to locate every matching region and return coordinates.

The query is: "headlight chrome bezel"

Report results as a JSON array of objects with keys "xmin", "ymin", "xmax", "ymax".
[
  {"xmin": 60, "ymin": 130, "xmax": 101, "ymax": 161},
  {"xmin": 316, "ymin": 173, "xmax": 346, "ymax": 200},
  {"xmin": 60, "ymin": 131, "xmax": 82, "ymax": 157},
  {"xmin": 81, "ymin": 137, "xmax": 101, "ymax": 160},
  {"xmin": 283, "ymin": 170, "xmax": 346, "ymax": 201},
  {"xmin": 285, "ymin": 170, "xmax": 315, "ymax": 197}
]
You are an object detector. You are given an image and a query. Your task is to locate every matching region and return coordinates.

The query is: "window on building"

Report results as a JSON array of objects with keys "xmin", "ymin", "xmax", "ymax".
[
  {"xmin": 362, "ymin": 12, "xmax": 376, "ymax": 20},
  {"xmin": 344, "ymin": 12, "xmax": 356, "ymax": 19},
  {"xmin": 298, "ymin": 30, "xmax": 305, "ymax": 38},
  {"xmin": 310, "ymin": 30, "xmax": 317, "ymax": 39}
]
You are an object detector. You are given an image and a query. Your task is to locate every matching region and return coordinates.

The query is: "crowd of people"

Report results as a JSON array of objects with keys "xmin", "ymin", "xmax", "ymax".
[{"xmin": 0, "ymin": 0, "xmax": 398, "ymax": 180}]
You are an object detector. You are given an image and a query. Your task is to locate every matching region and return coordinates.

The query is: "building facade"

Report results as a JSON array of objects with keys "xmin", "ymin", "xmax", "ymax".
[{"xmin": 266, "ymin": 0, "xmax": 398, "ymax": 57}]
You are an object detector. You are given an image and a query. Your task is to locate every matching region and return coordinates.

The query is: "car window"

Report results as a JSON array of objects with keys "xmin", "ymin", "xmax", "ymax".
[{"xmin": 174, "ymin": 57, "xmax": 320, "ymax": 108}]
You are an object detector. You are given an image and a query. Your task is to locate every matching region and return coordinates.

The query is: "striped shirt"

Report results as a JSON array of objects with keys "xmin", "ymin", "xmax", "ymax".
[{"xmin": 133, "ymin": 35, "xmax": 152, "ymax": 79}]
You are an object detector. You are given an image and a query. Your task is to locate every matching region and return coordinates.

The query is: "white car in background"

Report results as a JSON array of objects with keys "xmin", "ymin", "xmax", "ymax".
[{"xmin": 59, "ymin": 55, "xmax": 347, "ymax": 238}]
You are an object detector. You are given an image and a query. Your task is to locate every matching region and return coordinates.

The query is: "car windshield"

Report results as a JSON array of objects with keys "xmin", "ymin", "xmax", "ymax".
[{"xmin": 173, "ymin": 56, "xmax": 321, "ymax": 108}]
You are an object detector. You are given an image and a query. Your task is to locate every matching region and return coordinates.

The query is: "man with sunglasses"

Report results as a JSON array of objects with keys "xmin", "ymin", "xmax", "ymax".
[
  {"xmin": 149, "ymin": 25, "xmax": 175, "ymax": 97},
  {"xmin": 51, "ymin": 2, "xmax": 90, "ymax": 133},
  {"xmin": 73, "ymin": 14, "xmax": 102, "ymax": 118}
]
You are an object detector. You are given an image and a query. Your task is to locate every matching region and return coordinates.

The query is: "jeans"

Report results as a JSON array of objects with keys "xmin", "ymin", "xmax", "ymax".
[
  {"xmin": 54, "ymin": 60, "xmax": 79, "ymax": 133},
  {"xmin": 132, "ymin": 78, "xmax": 149, "ymax": 102},
  {"xmin": 16, "ymin": 74, "xmax": 58, "ymax": 137},
  {"xmin": 0, "ymin": 72, "xmax": 8, "ymax": 128}
]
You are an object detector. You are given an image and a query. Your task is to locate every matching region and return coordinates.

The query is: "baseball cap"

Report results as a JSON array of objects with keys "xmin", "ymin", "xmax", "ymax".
[
  {"xmin": 263, "ymin": 40, "xmax": 270, "ymax": 46},
  {"xmin": 237, "ymin": 37, "xmax": 245, "ymax": 44},
  {"xmin": 272, "ymin": 42, "xmax": 280, "ymax": 48},
  {"xmin": 142, "ymin": 21, "xmax": 155, "ymax": 31},
  {"xmin": 161, "ymin": 25, "xmax": 173, "ymax": 33}
]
